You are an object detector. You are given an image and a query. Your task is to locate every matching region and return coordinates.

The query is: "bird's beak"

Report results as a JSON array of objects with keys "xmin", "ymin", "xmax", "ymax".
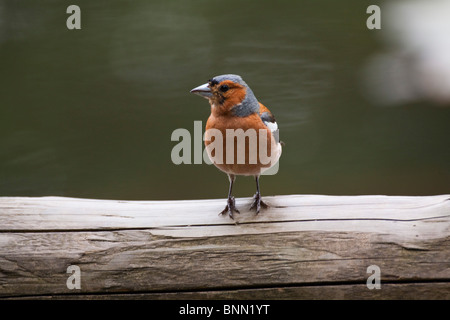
[{"xmin": 190, "ymin": 83, "xmax": 212, "ymax": 99}]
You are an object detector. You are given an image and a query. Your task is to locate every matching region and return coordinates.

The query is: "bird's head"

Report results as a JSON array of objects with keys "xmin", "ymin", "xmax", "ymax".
[{"xmin": 190, "ymin": 74, "xmax": 259, "ymax": 116}]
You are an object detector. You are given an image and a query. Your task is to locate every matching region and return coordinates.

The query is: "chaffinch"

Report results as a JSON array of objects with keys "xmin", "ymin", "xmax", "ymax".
[{"xmin": 191, "ymin": 74, "xmax": 282, "ymax": 219}]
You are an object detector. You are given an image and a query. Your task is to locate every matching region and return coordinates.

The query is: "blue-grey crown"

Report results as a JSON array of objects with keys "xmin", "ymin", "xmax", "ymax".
[{"xmin": 211, "ymin": 74, "xmax": 247, "ymax": 87}]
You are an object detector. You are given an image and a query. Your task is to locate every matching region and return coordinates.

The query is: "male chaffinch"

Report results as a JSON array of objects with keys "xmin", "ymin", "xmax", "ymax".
[{"xmin": 191, "ymin": 74, "xmax": 282, "ymax": 219}]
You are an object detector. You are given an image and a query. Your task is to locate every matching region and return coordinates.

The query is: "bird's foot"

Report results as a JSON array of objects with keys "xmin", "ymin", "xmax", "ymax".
[
  {"xmin": 249, "ymin": 192, "xmax": 268, "ymax": 214},
  {"xmin": 220, "ymin": 196, "xmax": 240, "ymax": 219}
]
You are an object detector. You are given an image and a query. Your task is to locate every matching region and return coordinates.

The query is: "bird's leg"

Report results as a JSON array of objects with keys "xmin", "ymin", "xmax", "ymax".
[
  {"xmin": 250, "ymin": 175, "xmax": 268, "ymax": 214},
  {"xmin": 220, "ymin": 174, "xmax": 240, "ymax": 219}
]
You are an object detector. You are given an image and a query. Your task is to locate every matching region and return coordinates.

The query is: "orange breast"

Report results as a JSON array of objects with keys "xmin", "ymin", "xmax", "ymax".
[{"xmin": 205, "ymin": 113, "xmax": 279, "ymax": 176}]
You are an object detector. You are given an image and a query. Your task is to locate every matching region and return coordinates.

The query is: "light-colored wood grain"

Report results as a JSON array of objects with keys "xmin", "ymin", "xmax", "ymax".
[{"xmin": 0, "ymin": 195, "xmax": 449, "ymax": 299}]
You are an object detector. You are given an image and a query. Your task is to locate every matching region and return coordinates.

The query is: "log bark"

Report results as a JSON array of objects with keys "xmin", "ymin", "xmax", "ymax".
[{"xmin": 0, "ymin": 195, "xmax": 449, "ymax": 299}]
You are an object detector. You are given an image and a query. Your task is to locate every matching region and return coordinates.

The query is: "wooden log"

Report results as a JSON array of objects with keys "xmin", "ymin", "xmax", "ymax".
[{"xmin": 0, "ymin": 194, "xmax": 449, "ymax": 299}]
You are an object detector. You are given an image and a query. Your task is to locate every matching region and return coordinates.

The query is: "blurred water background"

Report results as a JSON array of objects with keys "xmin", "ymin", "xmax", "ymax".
[{"xmin": 0, "ymin": 0, "xmax": 449, "ymax": 200}]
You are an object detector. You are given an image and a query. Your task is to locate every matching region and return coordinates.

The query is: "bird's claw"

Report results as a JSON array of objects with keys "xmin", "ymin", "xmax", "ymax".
[
  {"xmin": 249, "ymin": 192, "xmax": 268, "ymax": 214},
  {"xmin": 220, "ymin": 196, "xmax": 240, "ymax": 219}
]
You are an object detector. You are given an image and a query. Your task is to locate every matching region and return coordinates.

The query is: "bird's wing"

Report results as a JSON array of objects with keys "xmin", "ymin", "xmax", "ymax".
[{"xmin": 259, "ymin": 103, "xmax": 280, "ymax": 143}]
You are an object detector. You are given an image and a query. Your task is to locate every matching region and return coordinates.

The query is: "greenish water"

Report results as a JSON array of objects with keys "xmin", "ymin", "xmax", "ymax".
[{"xmin": 1, "ymin": 0, "xmax": 449, "ymax": 200}]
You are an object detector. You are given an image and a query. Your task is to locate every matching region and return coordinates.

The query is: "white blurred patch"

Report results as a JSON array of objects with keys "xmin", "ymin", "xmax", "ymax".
[
  {"xmin": 264, "ymin": 121, "xmax": 278, "ymax": 133},
  {"xmin": 362, "ymin": 0, "xmax": 450, "ymax": 106}
]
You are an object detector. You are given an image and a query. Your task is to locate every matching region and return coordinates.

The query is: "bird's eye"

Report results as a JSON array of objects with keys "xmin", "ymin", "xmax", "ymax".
[{"xmin": 220, "ymin": 84, "xmax": 229, "ymax": 92}]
